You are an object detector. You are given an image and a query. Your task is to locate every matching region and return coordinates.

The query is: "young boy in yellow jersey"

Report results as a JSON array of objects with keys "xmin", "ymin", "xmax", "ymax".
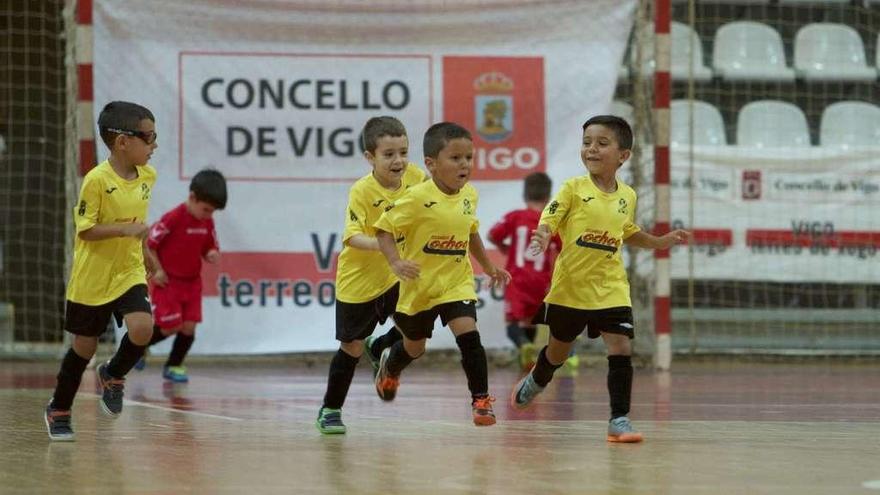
[
  {"xmin": 44, "ymin": 101, "xmax": 159, "ymax": 441},
  {"xmin": 510, "ymin": 115, "xmax": 690, "ymax": 443},
  {"xmin": 316, "ymin": 116, "xmax": 426, "ymax": 434},
  {"xmin": 373, "ymin": 122, "xmax": 511, "ymax": 427}
]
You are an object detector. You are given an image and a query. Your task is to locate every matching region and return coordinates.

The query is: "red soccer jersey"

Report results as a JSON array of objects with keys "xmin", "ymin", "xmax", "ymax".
[
  {"xmin": 488, "ymin": 208, "xmax": 560, "ymax": 297},
  {"xmin": 147, "ymin": 203, "xmax": 219, "ymax": 280}
]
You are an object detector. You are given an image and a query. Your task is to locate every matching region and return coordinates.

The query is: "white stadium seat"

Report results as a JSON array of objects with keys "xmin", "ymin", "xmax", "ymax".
[
  {"xmin": 632, "ymin": 21, "xmax": 713, "ymax": 82},
  {"xmin": 794, "ymin": 23, "xmax": 876, "ymax": 82},
  {"xmin": 820, "ymin": 101, "xmax": 880, "ymax": 148},
  {"xmin": 712, "ymin": 22, "xmax": 796, "ymax": 82},
  {"xmin": 737, "ymin": 100, "xmax": 811, "ymax": 148},
  {"xmin": 671, "ymin": 100, "xmax": 727, "ymax": 146}
]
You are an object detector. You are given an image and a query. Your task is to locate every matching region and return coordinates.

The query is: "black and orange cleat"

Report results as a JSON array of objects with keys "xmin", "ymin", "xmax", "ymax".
[{"xmin": 374, "ymin": 347, "xmax": 399, "ymax": 401}]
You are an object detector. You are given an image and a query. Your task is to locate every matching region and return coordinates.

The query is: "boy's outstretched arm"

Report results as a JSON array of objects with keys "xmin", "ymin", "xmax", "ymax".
[
  {"xmin": 624, "ymin": 229, "xmax": 691, "ymax": 250},
  {"xmin": 143, "ymin": 243, "xmax": 167, "ymax": 286},
  {"xmin": 346, "ymin": 234, "xmax": 380, "ymax": 251},
  {"xmin": 376, "ymin": 229, "xmax": 420, "ymax": 280},
  {"xmin": 469, "ymin": 233, "xmax": 511, "ymax": 288}
]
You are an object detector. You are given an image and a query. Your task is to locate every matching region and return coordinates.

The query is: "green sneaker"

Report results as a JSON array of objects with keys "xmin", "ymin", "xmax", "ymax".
[
  {"xmin": 163, "ymin": 365, "xmax": 189, "ymax": 383},
  {"xmin": 316, "ymin": 407, "xmax": 346, "ymax": 434},
  {"xmin": 558, "ymin": 353, "xmax": 580, "ymax": 377},
  {"xmin": 518, "ymin": 343, "xmax": 538, "ymax": 372},
  {"xmin": 363, "ymin": 336, "xmax": 380, "ymax": 377}
]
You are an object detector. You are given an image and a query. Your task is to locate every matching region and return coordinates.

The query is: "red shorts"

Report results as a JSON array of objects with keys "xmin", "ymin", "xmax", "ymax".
[
  {"xmin": 503, "ymin": 281, "xmax": 546, "ymax": 323},
  {"xmin": 150, "ymin": 279, "xmax": 202, "ymax": 330}
]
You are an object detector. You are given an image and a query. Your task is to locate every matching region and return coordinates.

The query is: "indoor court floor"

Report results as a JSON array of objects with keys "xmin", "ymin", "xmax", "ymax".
[{"xmin": 1, "ymin": 358, "xmax": 878, "ymax": 494}]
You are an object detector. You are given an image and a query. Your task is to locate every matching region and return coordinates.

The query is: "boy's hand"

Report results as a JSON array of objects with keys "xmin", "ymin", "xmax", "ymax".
[
  {"xmin": 150, "ymin": 268, "xmax": 168, "ymax": 287},
  {"xmin": 391, "ymin": 259, "xmax": 420, "ymax": 281},
  {"xmin": 529, "ymin": 228, "xmax": 551, "ymax": 256},
  {"xmin": 659, "ymin": 229, "xmax": 691, "ymax": 249},
  {"xmin": 121, "ymin": 222, "xmax": 149, "ymax": 239},
  {"xmin": 486, "ymin": 265, "xmax": 511, "ymax": 288},
  {"xmin": 204, "ymin": 250, "xmax": 220, "ymax": 264}
]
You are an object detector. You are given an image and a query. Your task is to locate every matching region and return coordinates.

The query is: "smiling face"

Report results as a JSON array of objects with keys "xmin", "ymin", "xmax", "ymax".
[
  {"xmin": 426, "ymin": 137, "xmax": 474, "ymax": 194},
  {"xmin": 116, "ymin": 118, "xmax": 158, "ymax": 167},
  {"xmin": 581, "ymin": 123, "xmax": 630, "ymax": 178},
  {"xmin": 367, "ymin": 135, "xmax": 409, "ymax": 189}
]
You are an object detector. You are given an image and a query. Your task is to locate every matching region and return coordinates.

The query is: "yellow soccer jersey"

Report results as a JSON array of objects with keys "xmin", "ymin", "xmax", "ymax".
[
  {"xmin": 66, "ymin": 161, "xmax": 157, "ymax": 305},
  {"xmin": 335, "ymin": 163, "xmax": 427, "ymax": 303},
  {"xmin": 374, "ymin": 180, "xmax": 480, "ymax": 315},
  {"xmin": 540, "ymin": 175, "xmax": 641, "ymax": 310}
]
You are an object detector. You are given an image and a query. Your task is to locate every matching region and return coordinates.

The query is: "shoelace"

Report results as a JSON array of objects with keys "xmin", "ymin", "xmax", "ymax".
[
  {"xmin": 104, "ymin": 377, "xmax": 125, "ymax": 399},
  {"xmin": 48, "ymin": 411, "xmax": 72, "ymax": 429},
  {"xmin": 322, "ymin": 411, "xmax": 343, "ymax": 425}
]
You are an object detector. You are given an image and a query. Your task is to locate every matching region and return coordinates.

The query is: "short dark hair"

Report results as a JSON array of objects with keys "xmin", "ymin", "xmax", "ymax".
[
  {"xmin": 582, "ymin": 115, "xmax": 633, "ymax": 151},
  {"xmin": 190, "ymin": 168, "xmax": 227, "ymax": 209},
  {"xmin": 361, "ymin": 116, "xmax": 407, "ymax": 154},
  {"xmin": 524, "ymin": 172, "xmax": 552, "ymax": 201},
  {"xmin": 423, "ymin": 122, "xmax": 472, "ymax": 159},
  {"xmin": 97, "ymin": 101, "xmax": 155, "ymax": 150}
]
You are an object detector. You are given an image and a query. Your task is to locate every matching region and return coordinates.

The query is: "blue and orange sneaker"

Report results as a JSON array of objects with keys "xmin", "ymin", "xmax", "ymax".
[
  {"xmin": 44, "ymin": 402, "xmax": 75, "ymax": 441},
  {"xmin": 96, "ymin": 362, "xmax": 124, "ymax": 417},
  {"xmin": 607, "ymin": 416, "xmax": 644, "ymax": 443},
  {"xmin": 510, "ymin": 370, "xmax": 545, "ymax": 410}
]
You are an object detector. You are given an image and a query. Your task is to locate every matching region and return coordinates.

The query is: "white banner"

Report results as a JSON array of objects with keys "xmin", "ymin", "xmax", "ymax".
[
  {"xmin": 667, "ymin": 145, "xmax": 880, "ymax": 283},
  {"xmin": 94, "ymin": 0, "xmax": 636, "ymax": 354}
]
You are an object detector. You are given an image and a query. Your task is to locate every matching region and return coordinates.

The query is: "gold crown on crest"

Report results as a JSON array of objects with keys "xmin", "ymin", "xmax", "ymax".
[{"xmin": 473, "ymin": 72, "xmax": 514, "ymax": 92}]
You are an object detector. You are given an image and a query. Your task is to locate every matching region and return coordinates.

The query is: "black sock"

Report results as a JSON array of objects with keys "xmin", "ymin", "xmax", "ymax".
[
  {"xmin": 106, "ymin": 333, "xmax": 146, "ymax": 378},
  {"xmin": 369, "ymin": 326, "xmax": 403, "ymax": 360},
  {"xmin": 148, "ymin": 325, "xmax": 170, "ymax": 346},
  {"xmin": 523, "ymin": 325, "xmax": 537, "ymax": 343},
  {"xmin": 321, "ymin": 349, "xmax": 360, "ymax": 410},
  {"xmin": 531, "ymin": 346, "xmax": 564, "ymax": 387},
  {"xmin": 607, "ymin": 355, "xmax": 633, "ymax": 419},
  {"xmin": 166, "ymin": 333, "xmax": 194, "ymax": 367},
  {"xmin": 50, "ymin": 348, "xmax": 90, "ymax": 410},
  {"xmin": 456, "ymin": 331, "xmax": 489, "ymax": 399},
  {"xmin": 385, "ymin": 340, "xmax": 415, "ymax": 377},
  {"xmin": 506, "ymin": 322, "xmax": 529, "ymax": 347}
]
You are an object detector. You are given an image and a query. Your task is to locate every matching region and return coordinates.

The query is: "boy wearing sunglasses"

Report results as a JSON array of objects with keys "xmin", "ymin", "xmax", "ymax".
[{"xmin": 44, "ymin": 101, "xmax": 158, "ymax": 441}]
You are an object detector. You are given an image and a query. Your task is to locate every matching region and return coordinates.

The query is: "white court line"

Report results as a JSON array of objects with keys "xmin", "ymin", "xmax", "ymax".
[
  {"xmin": 81, "ymin": 392, "xmax": 242, "ymax": 422},
  {"xmin": 863, "ymin": 480, "xmax": 880, "ymax": 490}
]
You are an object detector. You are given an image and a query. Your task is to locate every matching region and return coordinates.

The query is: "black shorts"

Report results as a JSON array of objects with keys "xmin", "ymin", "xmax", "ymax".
[
  {"xmin": 335, "ymin": 284, "xmax": 399, "ymax": 343},
  {"xmin": 64, "ymin": 284, "xmax": 152, "ymax": 337},
  {"xmin": 534, "ymin": 303, "xmax": 634, "ymax": 343},
  {"xmin": 393, "ymin": 300, "xmax": 478, "ymax": 341}
]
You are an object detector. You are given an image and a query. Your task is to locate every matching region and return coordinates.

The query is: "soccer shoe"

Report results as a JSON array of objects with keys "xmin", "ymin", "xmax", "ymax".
[
  {"xmin": 315, "ymin": 407, "xmax": 347, "ymax": 435},
  {"xmin": 509, "ymin": 370, "xmax": 545, "ymax": 410},
  {"xmin": 471, "ymin": 396, "xmax": 497, "ymax": 426},
  {"xmin": 362, "ymin": 336, "xmax": 380, "ymax": 378},
  {"xmin": 162, "ymin": 365, "xmax": 189, "ymax": 383},
  {"xmin": 518, "ymin": 343, "xmax": 538, "ymax": 372},
  {"xmin": 44, "ymin": 403, "xmax": 75, "ymax": 442},
  {"xmin": 607, "ymin": 416, "xmax": 644, "ymax": 443},
  {"xmin": 96, "ymin": 362, "xmax": 125, "ymax": 417},
  {"xmin": 374, "ymin": 347, "xmax": 399, "ymax": 401}
]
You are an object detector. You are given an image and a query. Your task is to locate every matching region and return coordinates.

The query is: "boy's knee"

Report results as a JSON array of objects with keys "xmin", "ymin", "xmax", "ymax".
[
  {"xmin": 180, "ymin": 322, "xmax": 197, "ymax": 335},
  {"xmin": 340, "ymin": 340, "xmax": 363, "ymax": 358}
]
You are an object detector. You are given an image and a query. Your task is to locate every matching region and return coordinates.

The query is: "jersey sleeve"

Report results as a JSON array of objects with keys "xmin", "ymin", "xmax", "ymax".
[
  {"xmin": 622, "ymin": 192, "xmax": 641, "ymax": 239},
  {"xmin": 204, "ymin": 218, "xmax": 220, "ymax": 254},
  {"xmin": 374, "ymin": 194, "xmax": 414, "ymax": 238},
  {"xmin": 539, "ymin": 180, "xmax": 573, "ymax": 234},
  {"xmin": 342, "ymin": 187, "xmax": 369, "ymax": 245},
  {"xmin": 488, "ymin": 212, "xmax": 514, "ymax": 245},
  {"xmin": 73, "ymin": 174, "xmax": 102, "ymax": 233},
  {"xmin": 147, "ymin": 209, "xmax": 177, "ymax": 250}
]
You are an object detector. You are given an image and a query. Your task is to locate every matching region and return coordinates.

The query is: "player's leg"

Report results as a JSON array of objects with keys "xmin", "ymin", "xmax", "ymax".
[
  {"xmin": 98, "ymin": 285, "xmax": 153, "ymax": 417},
  {"xmin": 510, "ymin": 304, "xmax": 582, "ymax": 409},
  {"xmin": 317, "ymin": 299, "xmax": 379, "ymax": 434},
  {"xmin": 599, "ymin": 308, "xmax": 642, "ymax": 443},
  {"xmin": 363, "ymin": 284, "xmax": 403, "ymax": 375},
  {"xmin": 46, "ymin": 323, "xmax": 100, "ymax": 442},
  {"xmin": 137, "ymin": 283, "xmax": 179, "ymax": 371},
  {"xmin": 446, "ymin": 302, "xmax": 495, "ymax": 426},
  {"xmin": 375, "ymin": 309, "xmax": 431, "ymax": 402},
  {"xmin": 164, "ymin": 321, "xmax": 196, "ymax": 383}
]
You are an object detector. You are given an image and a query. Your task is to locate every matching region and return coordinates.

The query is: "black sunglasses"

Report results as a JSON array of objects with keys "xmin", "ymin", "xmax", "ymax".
[{"xmin": 102, "ymin": 126, "xmax": 157, "ymax": 145}]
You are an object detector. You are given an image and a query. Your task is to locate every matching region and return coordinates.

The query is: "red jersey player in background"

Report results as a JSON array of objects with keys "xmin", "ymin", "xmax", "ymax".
[
  {"xmin": 137, "ymin": 168, "xmax": 227, "ymax": 383},
  {"xmin": 488, "ymin": 172, "xmax": 574, "ymax": 372}
]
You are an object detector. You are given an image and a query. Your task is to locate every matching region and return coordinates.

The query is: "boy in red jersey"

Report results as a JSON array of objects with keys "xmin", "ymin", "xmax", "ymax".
[
  {"xmin": 138, "ymin": 169, "xmax": 227, "ymax": 383},
  {"xmin": 487, "ymin": 172, "xmax": 562, "ymax": 371}
]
